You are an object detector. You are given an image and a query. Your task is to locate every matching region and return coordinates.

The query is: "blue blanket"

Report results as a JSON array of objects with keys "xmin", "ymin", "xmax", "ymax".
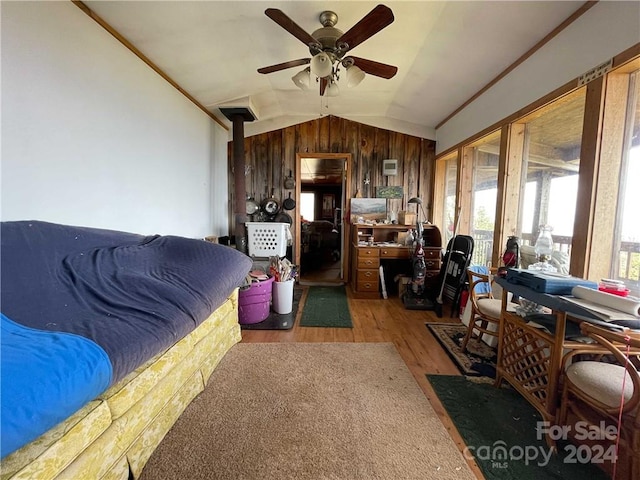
[
  {"xmin": 1, "ymin": 314, "xmax": 112, "ymax": 457},
  {"xmin": 1, "ymin": 220, "xmax": 252, "ymax": 458},
  {"xmin": 468, "ymin": 265, "xmax": 491, "ymax": 295}
]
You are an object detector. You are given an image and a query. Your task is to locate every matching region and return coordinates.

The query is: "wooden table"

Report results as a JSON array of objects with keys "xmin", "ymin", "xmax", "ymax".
[{"xmin": 493, "ymin": 277, "xmax": 612, "ymax": 430}]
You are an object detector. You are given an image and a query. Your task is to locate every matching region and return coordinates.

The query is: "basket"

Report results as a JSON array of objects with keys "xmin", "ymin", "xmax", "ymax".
[
  {"xmin": 238, "ymin": 276, "xmax": 274, "ymax": 324},
  {"xmin": 246, "ymin": 222, "xmax": 288, "ymax": 257}
]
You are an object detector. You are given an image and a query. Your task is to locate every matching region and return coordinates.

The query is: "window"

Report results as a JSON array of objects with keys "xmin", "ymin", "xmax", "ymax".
[
  {"xmin": 465, "ymin": 131, "xmax": 501, "ymax": 266},
  {"xmin": 434, "ymin": 152, "xmax": 458, "ymax": 244},
  {"xmin": 434, "ymin": 48, "xmax": 640, "ymax": 281},
  {"xmin": 300, "ymin": 192, "xmax": 315, "ymax": 222},
  {"xmin": 515, "ymin": 87, "xmax": 586, "ymax": 266},
  {"xmin": 612, "ymin": 69, "xmax": 640, "ymax": 295}
]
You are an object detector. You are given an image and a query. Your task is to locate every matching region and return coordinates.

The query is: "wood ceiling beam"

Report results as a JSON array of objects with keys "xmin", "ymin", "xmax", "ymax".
[{"xmin": 72, "ymin": 1, "xmax": 227, "ymax": 130}]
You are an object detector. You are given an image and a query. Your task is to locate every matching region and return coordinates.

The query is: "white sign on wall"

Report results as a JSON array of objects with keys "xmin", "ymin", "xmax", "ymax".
[{"xmin": 578, "ymin": 58, "xmax": 613, "ymax": 87}]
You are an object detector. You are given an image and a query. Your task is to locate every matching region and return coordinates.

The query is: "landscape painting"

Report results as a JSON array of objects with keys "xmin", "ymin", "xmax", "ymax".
[
  {"xmin": 350, "ymin": 198, "xmax": 387, "ymax": 223},
  {"xmin": 376, "ymin": 186, "xmax": 404, "ymax": 199}
]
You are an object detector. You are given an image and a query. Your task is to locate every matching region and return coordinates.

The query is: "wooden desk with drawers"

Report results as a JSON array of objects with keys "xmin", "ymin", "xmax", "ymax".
[{"xmin": 350, "ymin": 224, "xmax": 442, "ymax": 299}]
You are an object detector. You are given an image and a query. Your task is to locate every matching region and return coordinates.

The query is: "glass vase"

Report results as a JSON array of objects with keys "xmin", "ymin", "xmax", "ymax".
[{"xmin": 534, "ymin": 225, "xmax": 554, "ymax": 262}]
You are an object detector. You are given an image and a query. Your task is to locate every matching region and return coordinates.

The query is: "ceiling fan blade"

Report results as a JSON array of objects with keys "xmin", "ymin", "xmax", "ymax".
[
  {"xmin": 349, "ymin": 56, "xmax": 398, "ymax": 79},
  {"xmin": 265, "ymin": 8, "xmax": 319, "ymax": 48},
  {"xmin": 320, "ymin": 77, "xmax": 328, "ymax": 96},
  {"xmin": 258, "ymin": 58, "xmax": 311, "ymax": 74},
  {"xmin": 337, "ymin": 5, "xmax": 394, "ymax": 52}
]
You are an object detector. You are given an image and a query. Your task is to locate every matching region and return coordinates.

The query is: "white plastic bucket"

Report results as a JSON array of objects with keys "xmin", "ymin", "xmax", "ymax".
[{"xmin": 272, "ymin": 279, "xmax": 294, "ymax": 314}]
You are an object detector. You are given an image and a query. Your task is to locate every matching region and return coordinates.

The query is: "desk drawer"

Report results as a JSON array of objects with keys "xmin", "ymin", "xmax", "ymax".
[
  {"xmin": 357, "ymin": 269, "xmax": 378, "ymax": 283},
  {"xmin": 424, "ymin": 248, "xmax": 441, "ymax": 259},
  {"xmin": 358, "ymin": 248, "xmax": 379, "ymax": 258},
  {"xmin": 358, "ymin": 257, "xmax": 380, "ymax": 269},
  {"xmin": 380, "ymin": 248, "xmax": 410, "ymax": 259},
  {"xmin": 424, "ymin": 259, "xmax": 441, "ymax": 270},
  {"xmin": 424, "ymin": 270, "xmax": 441, "ymax": 287},
  {"xmin": 356, "ymin": 276, "xmax": 378, "ymax": 292}
]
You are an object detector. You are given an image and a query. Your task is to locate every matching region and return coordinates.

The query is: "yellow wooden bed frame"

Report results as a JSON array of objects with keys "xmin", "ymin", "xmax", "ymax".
[{"xmin": 2, "ymin": 290, "xmax": 241, "ymax": 480}]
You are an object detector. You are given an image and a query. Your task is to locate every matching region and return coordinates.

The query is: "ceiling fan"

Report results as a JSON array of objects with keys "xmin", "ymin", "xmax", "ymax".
[{"xmin": 257, "ymin": 4, "xmax": 398, "ymax": 96}]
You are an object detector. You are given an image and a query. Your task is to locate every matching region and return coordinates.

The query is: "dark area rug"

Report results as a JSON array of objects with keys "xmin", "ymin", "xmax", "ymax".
[
  {"xmin": 240, "ymin": 286, "xmax": 302, "ymax": 330},
  {"xmin": 299, "ymin": 285, "xmax": 352, "ymax": 328},
  {"xmin": 426, "ymin": 323, "xmax": 497, "ymax": 378},
  {"xmin": 427, "ymin": 375, "xmax": 610, "ymax": 480}
]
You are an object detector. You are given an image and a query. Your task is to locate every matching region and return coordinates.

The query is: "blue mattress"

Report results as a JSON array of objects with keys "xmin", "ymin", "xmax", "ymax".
[{"xmin": 0, "ymin": 220, "xmax": 252, "ymax": 458}]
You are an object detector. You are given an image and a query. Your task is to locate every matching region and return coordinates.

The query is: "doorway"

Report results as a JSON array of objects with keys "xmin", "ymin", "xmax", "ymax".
[{"xmin": 295, "ymin": 153, "xmax": 352, "ymax": 285}]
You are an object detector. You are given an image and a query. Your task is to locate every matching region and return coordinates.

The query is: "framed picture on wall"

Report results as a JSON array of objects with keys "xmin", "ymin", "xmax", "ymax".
[
  {"xmin": 350, "ymin": 198, "xmax": 387, "ymax": 223},
  {"xmin": 322, "ymin": 194, "xmax": 335, "ymax": 218},
  {"xmin": 375, "ymin": 186, "xmax": 404, "ymax": 199}
]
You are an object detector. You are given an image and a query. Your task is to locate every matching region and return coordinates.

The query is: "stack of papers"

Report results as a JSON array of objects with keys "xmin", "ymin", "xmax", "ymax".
[{"xmin": 561, "ymin": 285, "xmax": 640, "ymax": 323}]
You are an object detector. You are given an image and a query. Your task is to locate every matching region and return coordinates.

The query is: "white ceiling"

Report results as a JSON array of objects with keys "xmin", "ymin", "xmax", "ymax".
[{"xmin": 84, "ymin": 1, "xmax": 584, "ymax": 140}]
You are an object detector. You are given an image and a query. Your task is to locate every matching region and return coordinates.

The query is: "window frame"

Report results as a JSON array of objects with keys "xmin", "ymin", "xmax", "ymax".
[{"xmin": 432, "ymin": 45, "xmax": 640, "ymax": 275}]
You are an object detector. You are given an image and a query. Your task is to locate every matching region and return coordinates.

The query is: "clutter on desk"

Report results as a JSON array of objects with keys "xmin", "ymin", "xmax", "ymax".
[
  {"xmin": 398, "ymin": 211, "xmax": 416, "ymax": 226},
  {"xmin": 562, "ymin": 284, "xmax": 640, "ymax": 322},
  {"xmin": 598, "ymin": 278, "xmax": 630, "ymax": 297}
]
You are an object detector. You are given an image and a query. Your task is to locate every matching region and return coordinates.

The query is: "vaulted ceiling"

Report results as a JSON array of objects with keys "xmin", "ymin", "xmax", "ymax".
[{"xmin": 84, "ymin": 1, "xmax": 586, "ymax": 139}]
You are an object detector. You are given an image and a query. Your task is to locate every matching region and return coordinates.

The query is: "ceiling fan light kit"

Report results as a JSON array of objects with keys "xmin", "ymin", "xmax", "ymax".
[
  {"xmin": 292, "ymin": 68, "xmax": 311, "ymax": 90},
  {"xmin": 310, "ymin": 51, "xmax": 333, "ymax": 78},
  {"xmin": 325, "ymin": 80, "xmax": 340, "ymax": 97},
  {"xmin": 346, "ymin": 65, "xmax": 365, "ymax": 88},
  {"xmin": 259, "ymin": 5, "xmax": 397, "ymax": 97}
]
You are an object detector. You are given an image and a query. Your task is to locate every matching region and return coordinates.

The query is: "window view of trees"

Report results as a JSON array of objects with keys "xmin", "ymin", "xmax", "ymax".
[
  {"xmin": 433, "ymin": 52, "xmax": 639, "ymax": 292},
  {"xmin": 468, "ymin": 131, "xmax": 501, "ymax": 266},
  {"xmin": 613, "ymin": 70, "xmax": 640, "ymax": 294}
]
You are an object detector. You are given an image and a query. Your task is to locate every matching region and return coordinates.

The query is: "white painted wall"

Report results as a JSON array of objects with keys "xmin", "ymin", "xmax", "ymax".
[
  {"xmin": 436, "ymin": 1, "xmax": 640, "ymax": 154},
  {"xmin": 1, "ymin": 2, "xmax": 229, "ymax": 238}
]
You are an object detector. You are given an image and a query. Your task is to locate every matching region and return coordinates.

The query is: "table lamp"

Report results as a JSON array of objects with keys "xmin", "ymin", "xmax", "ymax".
[{"xmin": 407, "ymin": 197, "xmax": 428, "ymax": 223}]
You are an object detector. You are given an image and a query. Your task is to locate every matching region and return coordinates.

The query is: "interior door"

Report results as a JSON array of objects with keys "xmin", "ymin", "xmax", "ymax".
[{"xmin": 295, "ymin": 153, "xmax": 352, "ymax": 284}]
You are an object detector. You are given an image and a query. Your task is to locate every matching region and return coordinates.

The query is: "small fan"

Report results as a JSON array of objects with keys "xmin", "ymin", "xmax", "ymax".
[{"xmin": 257, "ymin": 5, "xmax": 397, "ymax": 96}]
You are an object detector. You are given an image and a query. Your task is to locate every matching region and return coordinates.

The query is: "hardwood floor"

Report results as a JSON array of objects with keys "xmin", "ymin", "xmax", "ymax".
[
  {"xmin": 299, "ymin": 261, "xmax": 342, "ymax": 284},
  {"xmin": 241, "ymin": 285, "xmax": 485, "ymax": 479}
]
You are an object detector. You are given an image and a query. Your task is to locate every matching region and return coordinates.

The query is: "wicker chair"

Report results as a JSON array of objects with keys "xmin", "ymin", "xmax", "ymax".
[
  {"xmin": 461, "ymin": 268, "xmax": 502, "ymax": 353},
  {"xmin": 557, "ymin": 323, "xmax": 640, "ymax": 479}
]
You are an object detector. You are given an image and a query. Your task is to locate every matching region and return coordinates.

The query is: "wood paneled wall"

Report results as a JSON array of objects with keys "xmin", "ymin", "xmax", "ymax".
[{"xmin": 228, "ymin": 115, "xmax": 436, "ymax": 240}]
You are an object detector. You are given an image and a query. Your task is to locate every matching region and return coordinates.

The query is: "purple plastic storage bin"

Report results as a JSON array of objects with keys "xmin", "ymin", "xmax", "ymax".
[{"xmin": 238, "ymin": 276, "xmax": 274, "ymax": 324}]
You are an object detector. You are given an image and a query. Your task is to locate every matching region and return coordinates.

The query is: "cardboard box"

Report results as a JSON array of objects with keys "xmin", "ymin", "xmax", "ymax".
[
  {"xmin": 395, "ymin": 231, "xmax": 409, "ymax": 245},
  {"xmin": 398, "ymin": 211, "xmax": 416, "ymax": 225},
  {"xmin": 396, "ymin": 275, "xmax": 411, "ymax": 297}
]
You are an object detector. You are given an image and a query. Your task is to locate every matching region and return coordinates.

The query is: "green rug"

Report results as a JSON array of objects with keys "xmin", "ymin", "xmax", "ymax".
[
  {"xmin": 427, "ymin": 375, "xmax": 610, "ymax": 480},
  {"xmin": 299, "ymin": 286, "xmax": 352, "ymax": 328}
]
